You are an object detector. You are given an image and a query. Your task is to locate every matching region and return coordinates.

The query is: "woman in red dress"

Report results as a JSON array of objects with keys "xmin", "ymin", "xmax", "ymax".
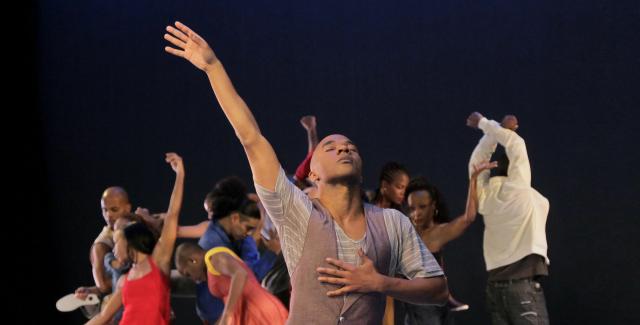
[{"xmin": 86, "ymin": 152, "xmax": 185, "ymax": 325}]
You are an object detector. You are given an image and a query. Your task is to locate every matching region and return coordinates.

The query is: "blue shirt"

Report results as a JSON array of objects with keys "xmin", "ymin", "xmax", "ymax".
[{"xmin": 195, "ymin": 220, "xmax": 277, "ymax": 322}]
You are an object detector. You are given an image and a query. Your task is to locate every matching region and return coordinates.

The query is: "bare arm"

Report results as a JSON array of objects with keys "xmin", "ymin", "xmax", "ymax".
[
  {"xmin": 177, "ymin": 220, "xmax": 209, "ymax": 239},
  {"xmin": 300, "ymin": 115, "xmax": 319, "ymax": 153},
  {"xmin": 380, "ymin": 276, "xmax": 448, "ymax": 305},
  {"xmin": 88, "ymin": 243, "xmax": 112, "ymax": 295},
  {"xmin": 164, "ymin": 22, "xmax": 280, "ymax": 190},
  {"xmin": 152, "ymin": 153, "xmax": 185, "ymax": 275},
  {"xmin": 85, "ymin": 277, "xmax": 124, "ymax": 325},
  {"xmin": 210, "ymin": 252, "xmax": 248, "ymax": 324},
  {"xmin": 433, "ymin": 161, "xmax": 498, "ymax": 247}
]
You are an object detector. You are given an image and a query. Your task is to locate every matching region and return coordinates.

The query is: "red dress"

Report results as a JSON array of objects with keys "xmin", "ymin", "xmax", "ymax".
[
  {"xmin": 120, "ymin": 258, "xmax": 170, "ymax": 325},
  {"xmin": 205, "ymin": 247, "xmax": 289, "ymax": 325}
]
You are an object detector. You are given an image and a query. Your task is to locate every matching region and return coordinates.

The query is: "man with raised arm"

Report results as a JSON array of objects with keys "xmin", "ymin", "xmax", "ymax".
[
  {"xmin": 467, "ymin": 113, "xmax": 550, "ymax": 325},
  {"xmin": 164, "ymin": 21, "xmax": 448, "ymax": 324}
]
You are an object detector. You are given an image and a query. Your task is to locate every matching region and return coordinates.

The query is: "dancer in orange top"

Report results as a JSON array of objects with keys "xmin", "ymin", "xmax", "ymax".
[{"xmin": 176, "ymin": 244, "xmax": 288, "ymax": 325}]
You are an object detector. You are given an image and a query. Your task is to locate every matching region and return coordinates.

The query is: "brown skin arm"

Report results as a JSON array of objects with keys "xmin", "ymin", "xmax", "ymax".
[
  {"xmin": 300, "ymin": 115, "xmax": 319, "ymax": 153},
  {"xmin": 90, "ymin": 243, "xmax": 112, "ymax": 294},
  {"xmin": 152, "ymin": 153, "xmax": 185, "ymax": 276},
  {"xmin": 428, "ymin": 161, "xmax": 497, "ymax": 249},
  {"xmin": 210, "ymin": 252, "xmax": 248, "ymax": 325},
  {"xmin": 177, "ymin": 220, "xmax": 209, "ymax": 239},
  {"xmin": 164, "ymin": 22, "xmax": 281, "ymax": 191}
]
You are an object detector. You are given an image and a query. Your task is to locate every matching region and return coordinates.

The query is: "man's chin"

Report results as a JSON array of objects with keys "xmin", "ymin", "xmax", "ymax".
[{"xmin": 326, "ymin": 173, "xmax": 361, "ymax": 186}]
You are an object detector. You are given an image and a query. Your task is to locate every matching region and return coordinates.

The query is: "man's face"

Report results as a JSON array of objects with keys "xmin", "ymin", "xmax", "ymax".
[
  {"xmin": 407, "ymin": 190, "xmax": 436, "ymax": 229},
  {"xmin": 177, "ymin": 255, "xmax": 206, "ymax": 283},
  {"xmin": 310, "ymin": 134, "xmax": 363, "ymax": 185},
  {"xmin": 101, "ymin": 195, "xmax": 131, "ymax": 229}
]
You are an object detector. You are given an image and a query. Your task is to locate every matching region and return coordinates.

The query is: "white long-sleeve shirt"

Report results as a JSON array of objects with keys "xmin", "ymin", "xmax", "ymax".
[{"xmin": 469, "ymin": 118, "xmax": 550, "ymax": 271}]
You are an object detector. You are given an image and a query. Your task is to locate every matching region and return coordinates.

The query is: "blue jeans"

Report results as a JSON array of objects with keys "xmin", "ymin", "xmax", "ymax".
[{"xmin": 486, "ymin": 278, "xmax": 549, "ymax": 325}]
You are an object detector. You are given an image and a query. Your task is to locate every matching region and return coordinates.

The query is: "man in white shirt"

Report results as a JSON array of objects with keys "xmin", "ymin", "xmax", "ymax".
[{"xmin": 467, "ymin": 112, "xmax": 550, "ymax": 325}]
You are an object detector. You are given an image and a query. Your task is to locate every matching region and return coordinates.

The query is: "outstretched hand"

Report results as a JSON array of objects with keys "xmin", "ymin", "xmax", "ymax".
[{"xmin": 164, "ymin": 21, "xmax": 218, "ymax": 72}]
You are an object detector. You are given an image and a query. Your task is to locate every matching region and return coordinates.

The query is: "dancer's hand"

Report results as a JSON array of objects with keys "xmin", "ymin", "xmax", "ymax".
[
  {"xmin": 466, "ymin": 112, "xmax": 483, "ymax": 129},
  {"xmin": 300, "ymin": 115, "xmax": 317, "ymax": 131},
  {"xmin": 471, "ymin": 160, "xmax": 498, "ymax": 178},
  {"xmin": 74, "ymin": 286, "xmax": 97, "ymax": 300},
  {"xmin": 165, "ymin": 152, "xmax": 184, "ymax": 175},
  {"xmin": 317, "ymin": 248, "xmax": 384, "ymax": 296},
  {"xmin": 164, "ymin": 21, "xmax": 218, "ymax": 72},
  {"xmin": 135, "ymin": 207, "xmax": 151, "ymax": 218},
  {"xmin": 262, "ymin": 228, "xmax": 281, "ymax": 255}
]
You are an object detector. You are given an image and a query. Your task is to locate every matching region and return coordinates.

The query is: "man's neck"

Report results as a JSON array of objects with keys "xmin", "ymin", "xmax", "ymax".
[{"xmin": 317, "ymin": 182, "xmax": 364, "ymax": 223}]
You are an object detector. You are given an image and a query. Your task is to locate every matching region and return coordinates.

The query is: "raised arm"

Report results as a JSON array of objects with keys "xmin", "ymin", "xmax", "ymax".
[
  {"xmin": 300, "ymin": 115, "xmax": 319, "ymax": 153},
  {"xmin": 153, "ymin": 153, "xmax": 185, "ymax": 274},
  {"xmin": 164, "ymin": 21, "xmax": 280, "ymax": 190},
  {"xmin": 433, "ymin": 161, "xmax": 498, "ymax": 247},
  {"xmin": 467, "ymin": 113, "xmax": 498, "ymax": 181},
  {"xmin": 478, "ymin": 116, "xmax": 532, "ymax": 186}
]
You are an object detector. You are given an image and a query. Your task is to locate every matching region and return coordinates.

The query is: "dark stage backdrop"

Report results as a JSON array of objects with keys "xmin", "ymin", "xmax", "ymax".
[{"xmin": 30, "ymin": 0, "xmax": 639, "ymax": 324}]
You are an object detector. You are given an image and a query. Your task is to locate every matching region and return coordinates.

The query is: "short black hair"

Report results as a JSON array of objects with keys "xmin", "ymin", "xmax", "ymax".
[
  {"xmin": 207, "ymin": 176, "xmax": 260, "ymax": 220},
  {"xmin": 123, "ymin": 222, "xmax": 157, "ymax": 256}
]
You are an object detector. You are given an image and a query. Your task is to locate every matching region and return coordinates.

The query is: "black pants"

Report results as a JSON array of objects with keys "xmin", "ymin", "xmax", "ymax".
[
  {"xmin": 403, "ymin": 302, "xmax": 452, "ymax": 325},
  {"xmin": 486, "ymin": 278, "xmax": 549, "ymax": 325}
]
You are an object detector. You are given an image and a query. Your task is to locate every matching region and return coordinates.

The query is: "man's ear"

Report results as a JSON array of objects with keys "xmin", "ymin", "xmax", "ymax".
[
  {"xmin": 309, "ymin": 170, "xmax": 320, "ymax": 182},
  {"xmin": 230, "ymin": 212, "xmax": 241, "ymax": 223}
]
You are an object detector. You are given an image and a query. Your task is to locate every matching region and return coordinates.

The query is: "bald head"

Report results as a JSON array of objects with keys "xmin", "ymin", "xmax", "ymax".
[
  {"xmin": 309, "ymin": 134, "xmax": 363, "ymax": 186},
  {"xmin": 501, "ymin": 115, "xmax": 519, "ymax": 131},
  {"xmin": 175, "ymin": 242, "xmax": 207, "ymax": 282},
  {"xmin": 101, "ymin": 186, "xmax": 132, "ymax": 229},
  {"xmin": 176, "ymin": 242, "xmax": 204, "ymax": 266},
  {"xmin": 102, "ymin": 186, "xmax": 130, "ymax": 202}
]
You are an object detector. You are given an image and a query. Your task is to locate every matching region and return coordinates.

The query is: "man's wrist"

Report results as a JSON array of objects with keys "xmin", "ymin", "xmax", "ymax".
[
  {"xmin": 376, "ymin": 274, "xmax": 391, "ymax": 294},
  {"xmin": 204, "ymin": 59, "xmax": 222, "ymax": 74}
]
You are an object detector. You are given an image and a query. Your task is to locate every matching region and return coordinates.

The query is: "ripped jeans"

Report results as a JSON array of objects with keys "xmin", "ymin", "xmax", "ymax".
[{"xmin": 486, "ymin": 278, "xmax": 549, "ymax": 325}]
